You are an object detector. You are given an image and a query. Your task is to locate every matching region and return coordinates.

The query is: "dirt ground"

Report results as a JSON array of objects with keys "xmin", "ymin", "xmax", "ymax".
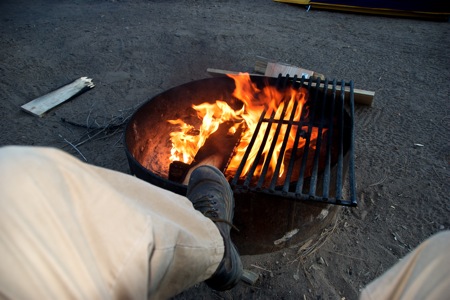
[{"xmin": 1, "ymin": 0, "xmax": 449, "ymax": 299}]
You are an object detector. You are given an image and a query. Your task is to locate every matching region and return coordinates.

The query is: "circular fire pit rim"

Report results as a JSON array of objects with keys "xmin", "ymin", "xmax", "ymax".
[{"xmin": 124, "ymin": 75, "xmax": 352, "ymax": 200}]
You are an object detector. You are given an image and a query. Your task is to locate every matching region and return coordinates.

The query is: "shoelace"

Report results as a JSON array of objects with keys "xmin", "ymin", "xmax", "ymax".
[{"xmin": 194, "ymin": 195, "xmax": 239, "ymax": 231}]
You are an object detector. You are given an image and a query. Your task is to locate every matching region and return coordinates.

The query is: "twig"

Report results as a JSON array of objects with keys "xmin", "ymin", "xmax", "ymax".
[
  {"xmin": 321, "ymin": 249, "xmax": 365, "ymax": 261},
  {"xmin": 61, "ymin": 116, "xmax": 128, "ymax": 131},
  {"xmin": 60, "ymin": 103, "xmax": 139, "ymax": 154},
  {"xmin": 432, "ymin": 166, "xmax": 441, "ymax": 180},
  {"xmin": 305, "ymin": 219, "xmax": 338, "ymax": 257},
  {"xmin": 64, "ymin": 113, "xmax": 133, "ymax": 148},
  {"xmin": 369, "ymin": 172, "xmax": 387, "ymax": 187},
  {"xmin": 90, "ymin": 127, "xmax": 123, "ymax": 143},
  {"xmin": 112, "ymin": 132, "xmax": 124, "ymax": 147},
  {"xmin": 86, "ymin": 102, "xmax": 95, "ymax": 128},
  {"xmin": 250, "ymin": 264, "xmax": 272, "ymax": 273},
  {"xmin": 291, "ymin": 213, "xmax": 340, "ymax": 263},
  {"xmin": 302, "ymin": 264, "xmax": 315, "ymax": 288},
  {"xmin": 59, "ymin": 134, "xmax": 87, "ymax": 161},
  {"xmin": 75, "ymin": 128, "xmax": 108, "ymax": 147},
  {"xmin": 375, "ymin": 262, "xmax": 383, "ymax": 277}
]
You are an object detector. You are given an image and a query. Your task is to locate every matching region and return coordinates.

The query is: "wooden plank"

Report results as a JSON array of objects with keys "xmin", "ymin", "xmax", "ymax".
[
  {"xmin": 265, "ymin": 61, "xmax": 314, "ymax": 79},
  {"xmin": 21, "ymin": 77, "xmax": 95, "ymax": 117},
  {"xmin": 255, "ymin": 57, "xmax": 270, "ymax": 74},
  {"xmin": 255, "ymin": 56, "xmax": 325, "ymax": 79},
  {"xmin": 349, "ymin": 88, "xmax": 375, "ymax": 106},
  {"xmin": 207, "ymin": 68, "xmax": 263, "ymax": 77},
  {"xmin": 207, "ymin": 68, "xmax": 375, "ymax": 106}
]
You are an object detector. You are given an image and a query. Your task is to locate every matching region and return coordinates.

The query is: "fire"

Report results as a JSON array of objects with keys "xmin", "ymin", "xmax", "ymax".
[
  {"xmin": 167, "ymin": 73, "xmax": 318, "ymax": 180},
  {"xmin": 168, "ymin": 100, "xmax": 244, "ymax": 164}
]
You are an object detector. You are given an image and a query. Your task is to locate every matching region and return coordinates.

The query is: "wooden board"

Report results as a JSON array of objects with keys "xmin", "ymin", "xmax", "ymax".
[
  {"xmin": 255, "ymin": 56, "xmax": 325, "ymax": 80},
  {"xmin": 206, "ymin": 68, "xmax": 375, "ymax": 106},
  {"xmin": 21, "ymin": 77, "xmax": 95, "ymax": 117},
  {"xmin": 265, "ymin": 61, "xmax": 314, "ymax": 79}
]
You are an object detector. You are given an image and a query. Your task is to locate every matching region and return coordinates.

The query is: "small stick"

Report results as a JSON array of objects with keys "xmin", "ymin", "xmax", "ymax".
[
  {"xmin": 322, "ymin": 249, "xmax": 365, "ymax": 261},
  {"xmin": 112, "ymin": 133, "xmax": 124, "ymax": 147},
  {"xmin": 369, "ymin": 173, "xmax": 387, "ymax": 187},
  {"xmin": 59, "ymin": 134, "xmax": 87, "ymax": 162},
  {"xmin": 250, "ymin": 264, "xmax": 272, "ymax": 273}
]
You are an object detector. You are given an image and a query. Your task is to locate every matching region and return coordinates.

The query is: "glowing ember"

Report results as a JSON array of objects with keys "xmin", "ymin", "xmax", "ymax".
[{"xmin": 167, "ymin": 73, "xmax": 320, "ymax": 179}]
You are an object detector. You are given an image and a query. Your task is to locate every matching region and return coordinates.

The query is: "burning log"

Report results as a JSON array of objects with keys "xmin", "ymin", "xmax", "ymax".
[{"xmin": 168, "ymin": 121, "xmax": 245, "ymax": 184}]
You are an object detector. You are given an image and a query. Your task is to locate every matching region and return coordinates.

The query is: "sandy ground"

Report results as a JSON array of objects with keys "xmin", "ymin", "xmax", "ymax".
[{"xmin": 1, "ymin": 0, "xmax": 449, "ymax": 299}]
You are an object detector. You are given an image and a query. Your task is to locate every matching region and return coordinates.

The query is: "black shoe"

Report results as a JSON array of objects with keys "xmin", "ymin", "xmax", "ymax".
[{"xmin": 187, "ymin": 165, "xmax": 243, "ymax": 291}]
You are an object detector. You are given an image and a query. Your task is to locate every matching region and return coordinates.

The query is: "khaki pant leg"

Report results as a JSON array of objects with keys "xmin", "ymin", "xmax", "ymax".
[
  {"xmin": 0, "ymin": 146, "xmax": 224, "ymax": 299},
  {"xmin": 360, "ymin": 230, "xmax": 450, "ymax": 300}
]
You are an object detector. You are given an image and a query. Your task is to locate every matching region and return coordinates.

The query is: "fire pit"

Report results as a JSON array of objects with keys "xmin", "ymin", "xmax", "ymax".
[{"xmin": 125, "ymin": 74, "xmax": 356, "ymax": 254}]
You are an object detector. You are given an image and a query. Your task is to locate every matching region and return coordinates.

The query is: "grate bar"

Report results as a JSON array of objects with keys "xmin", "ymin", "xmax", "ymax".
[
  {"xmin": 308, "ymin": 79, "xmax": 329, "ymax": 197},
  {"xmin": 253, "ymin": 74, "xmax": 291, "ymax": 188},
  {"xmin": 322, "ymin": 79, "xmax": 337, "ymax": 200},
  {"xmin": 243, "ymin": 110, "xmax": 276, "ymax": 188},
  {"xmin": 268, "ymin": 100, "xmax": 300, "ymax": 190},
  {"xmin": 295, "ymin": 77, "xmax": 320, "ymax": 194},
  {"xmin": 349, "ymin": 80, "xmax": 357, "ymax": 205},
  {"xmin": 282, "ymin": 77, "xmax": 308, "ymax": 193},
  {"xmin": 257, "ymin": 92, "xmax": 291, "ymax": 189},
  {"xmin": 335, "ymin": 80, "xmax": 345, "ymax": 203},
  {"xmin": 231, "ymin": 108, "xmax": 267, "ymax": 186},
  {"xmin": 269, "ymin": 79, "xmax": 305, "ymax": 190}
]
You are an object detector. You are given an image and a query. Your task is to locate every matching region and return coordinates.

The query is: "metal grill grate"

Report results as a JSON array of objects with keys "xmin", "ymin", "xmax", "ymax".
[{"xmin": 228, "ymin": 75, "xmax": 357, "ymax": 206}]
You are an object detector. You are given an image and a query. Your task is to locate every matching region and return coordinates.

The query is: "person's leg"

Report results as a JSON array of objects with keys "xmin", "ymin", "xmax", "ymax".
[
  {"xmin": 0, "ymin": 146, "xmax": 224, "ymax": 299},
  {"xmin": 187, "ymin": 165, "xmax": 243, "ymax": 291},
  {"xmin": 360, "ymin": 230, "xmax": 450, "ymax": 300}
]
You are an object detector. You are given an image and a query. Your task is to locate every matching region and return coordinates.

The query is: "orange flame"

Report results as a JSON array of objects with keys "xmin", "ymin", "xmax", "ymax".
[
  {"xmin": 168, "ymin": 100, "xmax": 243, "ymax": 164},
  {"xmin": 225, "ymin": 74, "xmax": 308, "ymax": 178},
  {"xmin": 168, "ymin": 73, "xmax": 317, "ymax": 179}
]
